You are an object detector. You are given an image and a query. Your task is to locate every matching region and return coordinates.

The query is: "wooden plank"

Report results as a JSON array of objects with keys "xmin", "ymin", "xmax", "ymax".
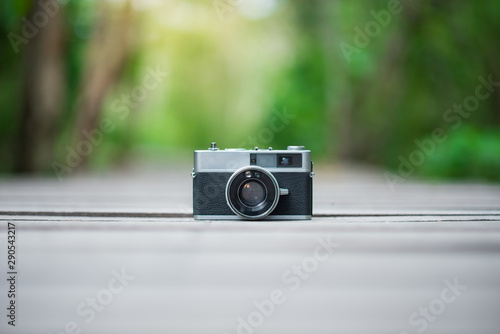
[
  {"xmin": 1, "ymin": 218, "xmax": 500, "ymax": 333},
  {"xmin": 1, "ymin": 164, "xmax": 500, "ymax": 333},
  {"xmin": 1, "ymin": 165, "xmax": 500, "ymax": 215}
]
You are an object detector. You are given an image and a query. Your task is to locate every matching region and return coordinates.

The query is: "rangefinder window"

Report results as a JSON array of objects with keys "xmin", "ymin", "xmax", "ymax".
[
  {"xmin": 277, "ymin": 154, "xmax": 302, "ymax": 167},
  {"xmin": 256, "ymin": 154, "xmax": 275, "ymax": 167}
]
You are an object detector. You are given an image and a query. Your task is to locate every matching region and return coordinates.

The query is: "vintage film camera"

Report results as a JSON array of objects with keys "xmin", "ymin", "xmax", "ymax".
[{"xmin": 193, "ymin": 143, "xmax": 313, "ymax": 220}]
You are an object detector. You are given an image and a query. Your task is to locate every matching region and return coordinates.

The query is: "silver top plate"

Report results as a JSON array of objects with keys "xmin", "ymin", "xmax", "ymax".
[{"xmin": 194, "ymin": 146, "xmax": 312, "ymax": 173}]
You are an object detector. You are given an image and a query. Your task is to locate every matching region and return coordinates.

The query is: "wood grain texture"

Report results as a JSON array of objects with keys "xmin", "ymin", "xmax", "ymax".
[
  {"xmin": 1, "ymin": 164, "xmax": 499, "ymax": 215},
  {"xmin": 0, "ymin": 164, "xmax": 499, "ymax": 334}
]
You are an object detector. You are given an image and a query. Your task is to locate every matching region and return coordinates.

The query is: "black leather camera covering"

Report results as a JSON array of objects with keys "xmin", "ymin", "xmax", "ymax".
[{"xmin": 193, "ymin": 172, "xmax": 312, "ymax": 217}]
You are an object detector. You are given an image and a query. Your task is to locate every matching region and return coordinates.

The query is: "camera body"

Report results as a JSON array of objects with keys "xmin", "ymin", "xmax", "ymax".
[{"xmin": 193, "ymin": 143, "xmax": 313, "ymax": 220}]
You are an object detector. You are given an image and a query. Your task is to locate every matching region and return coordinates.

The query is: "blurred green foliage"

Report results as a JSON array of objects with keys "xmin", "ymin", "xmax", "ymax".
[
  {"xmin": 0, "ymin": 0, "xmax": 499, "ymax": 181},
  {"xmin": 420, "ymin": 126, "xmax": 500, "ymax": 181}
]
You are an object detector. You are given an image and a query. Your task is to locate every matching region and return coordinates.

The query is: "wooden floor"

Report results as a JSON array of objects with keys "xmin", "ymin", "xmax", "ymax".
[{"xmin": 1, "ymin": 164, "xmax": 500, "ymax": 334}]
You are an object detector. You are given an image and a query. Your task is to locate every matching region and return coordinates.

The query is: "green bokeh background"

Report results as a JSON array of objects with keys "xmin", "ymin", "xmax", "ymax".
[{"xmin": 1, "ymin": 0, "xmax": 499, "ymax": 181}]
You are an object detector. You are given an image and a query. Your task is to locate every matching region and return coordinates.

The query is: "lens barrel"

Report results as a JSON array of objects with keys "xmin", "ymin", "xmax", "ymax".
[{"xmin": 225, "ymin": 166, "xmax": 280, "ymax": 220}]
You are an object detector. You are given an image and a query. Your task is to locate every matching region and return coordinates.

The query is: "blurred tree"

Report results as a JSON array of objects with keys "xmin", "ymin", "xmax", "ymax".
[
  {"xmin": 71, "ymin": 0, "xmax": 135, "ymax": 168},
  {"xmin": 269, "ymin": 0, "xmax": 329, "ymax": 156},
  {"xmin": 15, "ymin": 0, "xmax": 66, "ymax": 172}
]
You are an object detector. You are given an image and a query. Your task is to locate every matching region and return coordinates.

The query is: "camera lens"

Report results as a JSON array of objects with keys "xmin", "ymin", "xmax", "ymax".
[
  {"xmin": 240, "ymin": 181, "xmax": 265, "ymax": 206},
  {"xmin": 226, "ymin": 166, "xmax": 281, "ymax": 220}
]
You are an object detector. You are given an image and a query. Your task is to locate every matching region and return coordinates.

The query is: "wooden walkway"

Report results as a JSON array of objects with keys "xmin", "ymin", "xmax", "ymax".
[{"xmin": 1, "ymin": 164, "xmax": 500, "ymax": 334}]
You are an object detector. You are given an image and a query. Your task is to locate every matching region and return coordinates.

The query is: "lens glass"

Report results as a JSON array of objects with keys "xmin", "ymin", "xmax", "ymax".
[{"xmin": 240, "ymin": 181, "xmax": 265, "ymax": 206}]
